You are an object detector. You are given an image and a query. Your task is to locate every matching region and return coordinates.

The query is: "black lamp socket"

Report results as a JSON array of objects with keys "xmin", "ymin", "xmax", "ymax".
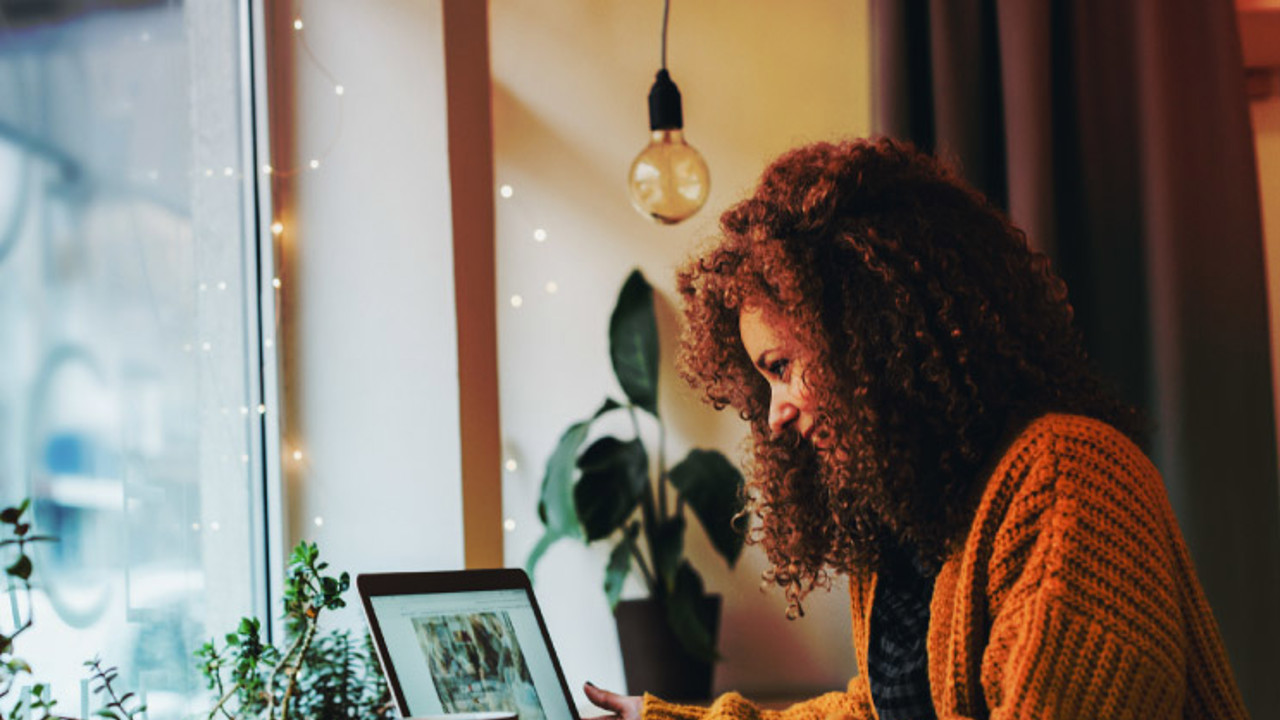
[{"xmin": 647, "ymin": 69, "xmax": 684, "ymax": 131}]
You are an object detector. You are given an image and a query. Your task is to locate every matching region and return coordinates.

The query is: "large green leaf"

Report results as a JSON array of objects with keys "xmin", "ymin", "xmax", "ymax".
[
  {"xmin": 573, "ymin": 437, "xmax": 648, "ymax": 541},
  {"xmin": 538, "ymin": 399, "xmax": 623, "ymax": 537},
  {"xmin": 524, "ymin": 531, "xmax": 561, "ymax": 578},
  {"xmin": 609, "ymin": 269, "xmax": 660, "ymax": 417},
  {"xmin": 529, "ymin": 399, "xmax": 624, "ymax": 577},
  {"xmin": 650, "ymin": 516, "xmax": 685, "ymax": 593},
  {"xmin": 539, "ymin": 421, "xmax": 591, "ymax": 539},
  {"xmin": 604, "ymin": 522, "xmax": 640, "ymax": 609},
  {"xmin": 669, "ymin": 450, "xmax": 747, "ymax": 566},
  {"xmin": 665, "ymin": 562, "xmax": 719, "ymax": 662}
]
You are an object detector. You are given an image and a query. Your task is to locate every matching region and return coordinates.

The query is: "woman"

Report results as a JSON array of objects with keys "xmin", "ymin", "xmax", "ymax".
[{"xmin": 584, "ymin": 139, "xmax": 1247, "ymax": 719}]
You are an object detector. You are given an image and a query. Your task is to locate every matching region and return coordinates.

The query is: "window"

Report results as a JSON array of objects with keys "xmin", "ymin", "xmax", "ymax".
[{"xmin": 0, "ymin": 1, "xmax": 274, "ymax": 717}]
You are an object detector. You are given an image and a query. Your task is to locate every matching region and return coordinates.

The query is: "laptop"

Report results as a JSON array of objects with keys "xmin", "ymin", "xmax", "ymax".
[{"xmin": 357, "ymin": 569, "xmax": 582, "ymax": 720}]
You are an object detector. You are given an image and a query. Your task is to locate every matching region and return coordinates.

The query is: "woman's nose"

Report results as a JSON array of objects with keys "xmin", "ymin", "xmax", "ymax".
[{"xmin": 768, "ymin": 394, "xmax": 797, "ymax": 434}]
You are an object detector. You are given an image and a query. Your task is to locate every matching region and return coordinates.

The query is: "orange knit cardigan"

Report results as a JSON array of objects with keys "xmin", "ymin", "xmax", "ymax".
[{"xmin": 643, "ymin": 414, "xmax": 1248, "ymax": 719}]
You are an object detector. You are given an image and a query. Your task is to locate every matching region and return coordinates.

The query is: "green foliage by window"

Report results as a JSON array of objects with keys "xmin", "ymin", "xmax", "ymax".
[
  {"xmin": 1, "ymin": 501, "xmax": 141, "ymax": 720},
  {"xmin": 196, "ymin": 541, "xmax": 393, "ymax": 720},
  {"xmin": 0, "ymin": 499, "xmax": 391, "ymax": 720},
  {"xmin": 527, "ymin": 269, "xmax": 747, "ymax": 661}
]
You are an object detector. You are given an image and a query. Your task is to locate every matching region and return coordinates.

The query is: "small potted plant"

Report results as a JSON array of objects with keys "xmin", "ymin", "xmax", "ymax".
[
  {"xmin": 0, "ymin": 495, "xmax": 391, "ymax": 720},
  {"xmin": 195, "ymin": 541, "xmax": 394, "ymax": 720},
  {"xmin": 526, "ymin": 269, "xmax": 745, "ymax": 700}
]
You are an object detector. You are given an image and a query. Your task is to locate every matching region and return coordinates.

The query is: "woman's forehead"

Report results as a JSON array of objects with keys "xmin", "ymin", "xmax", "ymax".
[{"xmin": 739, "ymin": 305, "xmax": 798, "ymax": 347}]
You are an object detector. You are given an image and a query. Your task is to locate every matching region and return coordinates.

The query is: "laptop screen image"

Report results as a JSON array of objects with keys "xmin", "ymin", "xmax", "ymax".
[{"xmin": 361, "ymin": 574, "xmax": 579, "ymax": 720}]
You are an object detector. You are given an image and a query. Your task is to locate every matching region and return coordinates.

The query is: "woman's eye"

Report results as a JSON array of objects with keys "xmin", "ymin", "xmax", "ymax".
[{"xmin": 768, "ymin": 359, "xmax": 790, "ymax": 379}]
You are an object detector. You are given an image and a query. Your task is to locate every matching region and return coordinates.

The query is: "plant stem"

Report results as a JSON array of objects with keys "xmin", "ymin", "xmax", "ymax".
[
  {"xmin": 266, "ymin": 617, "xmax": 312, "ymax": 720},
  {"xmin": 278, "ymin": 612, "xmax": 319, "ymax": 720},
  {"xmin": 657, "ymin": 421, "xmax": 669, "ymax": 517},
  {"xmin": 628, "ymin": 406, "xmax": 663, "ymax": 598},
  {"xmin": 90, "ymin": 659, "xmax": 130, "ymax": 719},
  {"xmin": 623, "ymin": 530, "xmax": 657, "ymax": 594},
  {"xmin": 206, "ymin": 685, "xmax": 239, "ymax": 720},
  {"xmin": 210, "ymin": 662, "xmax": 234, "ymax": 720},
  {"xmin": 6, "ymin": 617, "xmax": 32, "ymax": 645}
]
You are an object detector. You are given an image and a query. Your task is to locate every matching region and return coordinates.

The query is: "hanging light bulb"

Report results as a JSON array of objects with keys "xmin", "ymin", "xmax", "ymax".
[{"xmin": 627, "ymin": 0, "xmax": 709, "ymax": 225}]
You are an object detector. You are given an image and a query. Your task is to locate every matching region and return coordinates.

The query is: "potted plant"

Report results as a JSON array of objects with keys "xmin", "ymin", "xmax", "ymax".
[
  {"xmin": 0, "ymin": 496, "xmax": 391, "ymax": 720},
  {"xmin": 195, "ymin": 541, "xmax": 394, "ymax": 720},
  {"xmin": 526, "ymin": 269, "xmax": 746, "ymax": 700}
]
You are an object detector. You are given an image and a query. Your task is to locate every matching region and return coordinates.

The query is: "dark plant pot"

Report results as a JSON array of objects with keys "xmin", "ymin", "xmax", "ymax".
[{"xmin": 614, "ymin": 595, "xmax": 721, "ymax": 702}]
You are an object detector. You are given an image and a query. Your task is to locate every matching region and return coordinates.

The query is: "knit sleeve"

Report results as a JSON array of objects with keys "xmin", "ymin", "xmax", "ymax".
[
  {"xmin": 641, "ymin": 676, "xmax": 875, "ymax": 720},
  {"xmin": 977, "ymin": 428, "xmax": 1239, "ymax": 719}
]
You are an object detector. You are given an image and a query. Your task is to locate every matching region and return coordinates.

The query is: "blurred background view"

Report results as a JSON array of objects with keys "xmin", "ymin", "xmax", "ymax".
[{"xmin": 1, "ymin": 1, "xmax": 1278, "ymax": 718}]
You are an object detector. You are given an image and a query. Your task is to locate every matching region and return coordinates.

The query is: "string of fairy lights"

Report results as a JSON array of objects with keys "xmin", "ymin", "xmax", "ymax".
[
  {"xmin": 199, "ymin": 4, "xmax": 562, "ymax": 542},
  {"xmin": 262, "ymin": 14, "xmax": 346, "ymax": 178},
  {"xmin": 494, "ymin": 182, "xmax": 566, "ymax": 535},
  {"xmin": 194, "ymin": 3, "xmax": 342, "ymax": 538},
  {"xmin": 496, "ymin": 183, "xmax": 562, "ymax": 312},
  {"xmin": 263, "ymin": 5, "xmax": 344, "ymax": 534},
  {"xmin": 256, "ymin": 5, "xmax": 553, "ymax": 539}
]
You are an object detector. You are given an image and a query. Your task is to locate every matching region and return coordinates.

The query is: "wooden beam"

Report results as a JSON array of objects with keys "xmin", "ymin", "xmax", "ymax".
[{"xmin": 442, "ymin": 0, "xmax": 504, "ymax": 570}]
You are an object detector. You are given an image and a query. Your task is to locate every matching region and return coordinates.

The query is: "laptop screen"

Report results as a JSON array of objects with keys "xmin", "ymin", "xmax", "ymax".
[{"xmin": 368, "ymin": 587, "xmax": 577, "ymax": 720}]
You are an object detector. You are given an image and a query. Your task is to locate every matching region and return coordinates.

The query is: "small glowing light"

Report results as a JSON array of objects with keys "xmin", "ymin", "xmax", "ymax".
[
  {"xmin": 241, "ymin": 454, "xmax": 250, "ymax": 463},
  {"xmin": 499, "ymin": 185, "xmax": 514, "ymax": 199},
  {"xmin": 272, "ymin": 277, "xmax": 282, "ymax": 289},
  {"xmin": 293, "ymin": 18, "xmax": 303, "ymax": 30},
  {"xmin": 309, "ymin": 159, "xmax": 320, "ymax": 170},
  {"xmin": 204, "ymin": 168, "xmax": 213, "ymax": 177},
  {"xmin": 271, "ymin": 221, "xmax": 284, "ymax": 236},
  {"xmin": 264, "ymin": 338, "xmax": 275, "ymax": 349},
  {"xmin": 199, "ymin": 282, "xmax": 208, "ymax": 292},
  {"xmin": 533, "ymin": 228, "xmax": 547, "ymax": 242},
  {"xmin": 210, "ymin": 521, "xmax": 221, "ymax": 532},
  {"xmin": 545, "ymin": 281, "xmax": 558, "ymax": 294},
  {"xmin": 262, "ymin": 164, "xmax": 273, "ymax": 175},
  {"xmin": 240, "ymin": 406, "xmax": 250, "ymax": 415},
  {"xmin": 191, "ymin": 522, "xmax": 201, "ymax": 531},
  {"xmin": 223, "ymin": 167, "xmax": 234, "ymax": 177},
  {"xmin": 510, "ymin": 295, "xmax": 524, "ymax": 308},
  {"xmin": 335, "ymin": 85, "xmax": 345, "ymax": 96},
  {"xmin": 257, "ymin": 404, "xmax": 267, "ymax": 414},
  {"xmin": 314, "ymin": 516, "xmax": 325, "ymax": 527},
  {"xmin": 202, "ymin": 342, "xmax": 212, "ymax": 352},
  {"xmin": 217, "ymin": 281, "xmax": 227, "ymax": 291},
  {"xmin": 503, "ymin": 519, "xmax": 517, "ymax": 532},
  {"xmin": 292, "ymin": 450, "xmax": 303, "ymax": 461},
  {"xmin": 504, "ymin": 459, "xmax": 518, "ymax": 472}
]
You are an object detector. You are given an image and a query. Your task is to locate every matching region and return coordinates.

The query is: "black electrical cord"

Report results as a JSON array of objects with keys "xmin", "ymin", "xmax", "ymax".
[
  {"xmin": 661, "ymin": 0, "xmax": 670, "ymax": 70},
  {"xmin": 648, "ymin": 0, "xmax": 682, "ymax": 131}
]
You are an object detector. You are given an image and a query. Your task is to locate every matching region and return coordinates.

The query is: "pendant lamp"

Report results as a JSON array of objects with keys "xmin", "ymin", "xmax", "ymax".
[{"xmin": 627, "ymin": 0, "xmax": 710, "ymax": 225}]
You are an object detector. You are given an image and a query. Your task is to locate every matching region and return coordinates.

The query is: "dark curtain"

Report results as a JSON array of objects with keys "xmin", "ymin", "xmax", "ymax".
[{"xmin": 871, "ymin": 0, "xmax": 1280, "ymax": 715}]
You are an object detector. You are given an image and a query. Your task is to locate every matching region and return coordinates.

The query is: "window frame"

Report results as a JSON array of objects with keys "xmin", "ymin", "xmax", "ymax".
[{"xmin": 240, "ymin": 0, "xmax": 287, "ymax": 644}]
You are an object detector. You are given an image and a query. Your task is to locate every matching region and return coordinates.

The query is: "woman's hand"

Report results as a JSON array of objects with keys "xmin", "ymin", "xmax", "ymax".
[{"xmin": 582, "ymin": 682, "xmax": 642, "ymax": 720}]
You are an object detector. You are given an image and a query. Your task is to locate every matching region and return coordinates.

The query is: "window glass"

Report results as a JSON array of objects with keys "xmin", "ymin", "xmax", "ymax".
[{"xmin": 0, "ymin": 1, "xmax": 263, "ymax": 718}]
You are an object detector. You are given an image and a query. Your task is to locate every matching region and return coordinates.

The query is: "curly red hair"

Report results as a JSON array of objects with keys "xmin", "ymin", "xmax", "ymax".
[{"xmin": 677, "ymin": 138, "xmax": 1143, "ymax": 617}]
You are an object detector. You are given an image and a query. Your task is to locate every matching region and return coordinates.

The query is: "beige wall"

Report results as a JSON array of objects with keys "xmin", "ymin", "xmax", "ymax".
[{"xmin": 492, "ymin": 0, "xmax": 871, "ymax": 704}]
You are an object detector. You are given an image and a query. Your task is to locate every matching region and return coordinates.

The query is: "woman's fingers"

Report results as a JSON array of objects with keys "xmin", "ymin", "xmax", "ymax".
[
  {"xmin": 583, "ymin": 683, "xmax": 642, "ymax": 720},
  {"xmin": 582, "ymin": 682, "xmax": 622, "ymax": 711}
]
